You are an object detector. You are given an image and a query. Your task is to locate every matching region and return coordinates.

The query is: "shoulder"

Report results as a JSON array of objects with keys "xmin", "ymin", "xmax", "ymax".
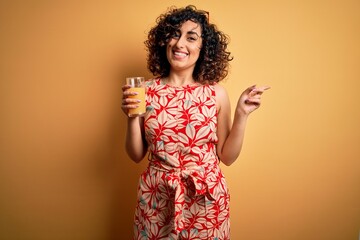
[
  {"xmin": 145, "ymin": 77, "xmax": 161, "ymax": 87},
  {"xmin": 214, "ymin": 83, "xmax": 229, "ymax": 100},
  {"xmin": 213, "ymin": 83, "xmax": 230, "ymax": 111},
  {"xmin": 214, "ymin": 83, "xmax": 227, "ymax": 93}
]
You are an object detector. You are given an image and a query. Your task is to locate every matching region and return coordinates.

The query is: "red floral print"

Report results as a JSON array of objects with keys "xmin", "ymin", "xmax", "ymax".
[{"xmin": 134, "ymin": 79, "xmax": 230, "ymax": 239}]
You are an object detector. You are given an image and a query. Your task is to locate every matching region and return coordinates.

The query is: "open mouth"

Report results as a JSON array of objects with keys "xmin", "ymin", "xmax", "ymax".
[{"xmin": 173, "ymin": 51, "xmax": 188, "ymax": 58}]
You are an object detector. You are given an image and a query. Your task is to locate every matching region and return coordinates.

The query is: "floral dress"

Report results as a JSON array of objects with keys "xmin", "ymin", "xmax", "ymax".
[{"xmin": 134, "ymin": 78, "xmax": 230, "ymax": 240}]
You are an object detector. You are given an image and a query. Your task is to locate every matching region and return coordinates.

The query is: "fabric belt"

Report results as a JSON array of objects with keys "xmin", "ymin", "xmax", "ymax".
[{"xmin": 148, "ymin": 159, "xmax": 218, "ymax": 236}]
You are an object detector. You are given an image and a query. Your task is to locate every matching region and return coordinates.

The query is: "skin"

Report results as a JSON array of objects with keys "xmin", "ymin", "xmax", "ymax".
[{"xmin": 122, "ymin": 20, "xmax": 270, "ymax": 165}]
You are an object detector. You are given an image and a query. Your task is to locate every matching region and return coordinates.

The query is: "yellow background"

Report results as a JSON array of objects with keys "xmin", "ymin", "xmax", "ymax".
[{"xmin": 1, "ymin": 0, "xmax": 359, "ymax": 239}]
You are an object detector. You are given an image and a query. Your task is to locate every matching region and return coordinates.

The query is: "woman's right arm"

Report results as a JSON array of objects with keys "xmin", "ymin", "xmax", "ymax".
[
  {"xmin": 125, "ymin": 117, "xmax": 147, "ymax": 163},
  {"xmin": 122, "ymin": 85, "xmax": 148, "ymax": 163}
]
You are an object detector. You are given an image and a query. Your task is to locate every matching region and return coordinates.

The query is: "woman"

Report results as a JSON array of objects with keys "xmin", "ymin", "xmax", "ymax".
[{"xmin": 122, "ymin": 5, "xmax": 269, "ymax": 239}]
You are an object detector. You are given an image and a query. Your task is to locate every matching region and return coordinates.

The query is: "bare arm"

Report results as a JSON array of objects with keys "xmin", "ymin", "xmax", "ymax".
[
  {"xmin": 125, "ymin": 117, "xmax": 147, "ymax": 163},
  {"xmin": 215, "ymin": 84, "xmax": 270, "ymax": 166},
  {"xmin": 122, "ymin": 85, "xmax": 148, "ymax": 163}
]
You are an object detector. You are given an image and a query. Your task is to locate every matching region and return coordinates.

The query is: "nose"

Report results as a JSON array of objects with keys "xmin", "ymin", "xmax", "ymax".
[{"xmin": 174, "ymin": 35, "xmax": 186, "ymax": 48}]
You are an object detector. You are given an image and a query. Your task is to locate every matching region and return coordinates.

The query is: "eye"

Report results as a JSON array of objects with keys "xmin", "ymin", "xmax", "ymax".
[
  {"xmin": 187, "ymin": 36, "xmax": 197, "ymax": 41},
  {"xmin": 171, "ymin": 31, "xmax": 181, "ymax": 39}
]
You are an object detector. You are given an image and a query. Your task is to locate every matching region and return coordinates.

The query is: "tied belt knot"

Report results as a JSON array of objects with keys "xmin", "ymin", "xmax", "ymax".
[{"xmin": 149, "ymin": 162, "xmax": 218, "ymax": 235}]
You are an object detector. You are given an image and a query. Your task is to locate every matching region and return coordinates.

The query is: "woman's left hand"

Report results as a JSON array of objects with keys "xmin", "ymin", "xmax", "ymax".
[{"xmin": 236, "ymin": 85, "xmax": 270, "ymax": 116}]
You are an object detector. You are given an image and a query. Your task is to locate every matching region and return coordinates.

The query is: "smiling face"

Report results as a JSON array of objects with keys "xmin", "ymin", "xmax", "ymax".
[{"xmin": 166, "ymin": 20, "xmax": 203, "ymax": 74}]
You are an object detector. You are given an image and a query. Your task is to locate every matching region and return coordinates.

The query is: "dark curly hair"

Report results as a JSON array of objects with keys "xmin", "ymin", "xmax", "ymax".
[{"xmin": 145, "ymin": 5, "xmax": 233, "ymax": 84}]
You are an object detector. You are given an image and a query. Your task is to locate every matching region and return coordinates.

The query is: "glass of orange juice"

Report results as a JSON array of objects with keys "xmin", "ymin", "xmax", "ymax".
[{"xmin": 126, "ymin": 77, "xmax": 146, "ymax": 117}]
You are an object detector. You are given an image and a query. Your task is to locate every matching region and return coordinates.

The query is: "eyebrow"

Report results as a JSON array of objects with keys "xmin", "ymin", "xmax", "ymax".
[{"xmin": 187, "ymin": 31, "xmax": 200, "ymax": 37}]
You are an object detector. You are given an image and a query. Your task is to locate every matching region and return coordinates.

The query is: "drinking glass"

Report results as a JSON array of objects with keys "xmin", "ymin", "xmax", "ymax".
[{"xmin": 126, "ymin": 77, "xmax": 146, "ymax": 117}]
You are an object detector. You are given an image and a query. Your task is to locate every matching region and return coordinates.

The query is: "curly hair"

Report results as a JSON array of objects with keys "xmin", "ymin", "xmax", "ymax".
[{"xmin": 145, "ymin": 5, "xmax": 233, "ymax": 84}]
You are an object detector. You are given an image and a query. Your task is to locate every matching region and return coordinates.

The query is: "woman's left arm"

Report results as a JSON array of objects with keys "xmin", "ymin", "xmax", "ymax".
[{"xmin": 215, "ymin": 84, "xmax": 270, "ymax": 166}]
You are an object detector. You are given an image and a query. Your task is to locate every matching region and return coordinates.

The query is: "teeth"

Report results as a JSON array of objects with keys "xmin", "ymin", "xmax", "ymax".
[{"xmin": 174, "ymin": 51, "xmax": 187, "ymax": 57}]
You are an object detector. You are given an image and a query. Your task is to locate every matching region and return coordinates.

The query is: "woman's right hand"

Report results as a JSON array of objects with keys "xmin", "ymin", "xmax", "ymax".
[
  {"xmin": 121, "ymin": 84, "xmax": 140, "ymax": 116},
  {"xmin": 122, "ymin": 84, "xmax": 147, "ymax": 162}
]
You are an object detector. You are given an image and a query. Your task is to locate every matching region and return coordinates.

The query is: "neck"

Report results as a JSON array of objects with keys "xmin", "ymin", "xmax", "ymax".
[{"xmin": 165, "ymin": 72, "xmax": 196, "ymax": 87}]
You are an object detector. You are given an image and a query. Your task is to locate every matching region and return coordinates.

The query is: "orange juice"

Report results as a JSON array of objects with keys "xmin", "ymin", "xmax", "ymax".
[{"xmin": 128, "ymin": 87, "xmax": 146, "ymax": 117}]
